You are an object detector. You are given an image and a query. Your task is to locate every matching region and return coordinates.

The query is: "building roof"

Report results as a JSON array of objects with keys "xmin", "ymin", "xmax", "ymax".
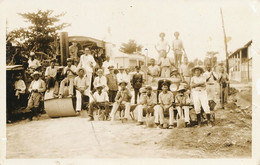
[
  {"xmin": 229, "ymin": 40, "xmax": 252, "ymax": 58},
  {"xmin": 68, "ymin": 36, "xmax": 105, "ymax": 48}
]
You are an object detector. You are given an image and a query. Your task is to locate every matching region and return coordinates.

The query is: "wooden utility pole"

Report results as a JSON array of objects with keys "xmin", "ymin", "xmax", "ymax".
[
  {"xmin": 60, "ymin": 32, "xmax": 69, "ymax": 66},
  {"xmin": 220, "ymin": 8, "xmax": 229, "ymax": 75}
]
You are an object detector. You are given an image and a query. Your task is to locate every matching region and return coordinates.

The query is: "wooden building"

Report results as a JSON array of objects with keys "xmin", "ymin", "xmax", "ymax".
[{"xmin": 228, "ymin": 40, "xmax": 252, "ymax": 82}]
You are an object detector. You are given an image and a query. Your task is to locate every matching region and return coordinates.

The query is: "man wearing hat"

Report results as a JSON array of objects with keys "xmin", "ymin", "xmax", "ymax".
[
  {"xmin": 116, "ymin": 66, "xmax": 127, "ymax": 83},
  {"xmin": 131, "ymin": 66, "xmax": 144, "ymax": 104},
  {"xmin": 93, "ymin": 68, "xmax": 108, "ymax": 91},
  {"xmin": 110, "ymin": 81, "xmax": 132, "ymax": 122},
  {"xmin": 106, "ymin": 65, "xmax": 118, "ymax": 102},
  {"xmin": 88, "ymin": 84, "xmax": 110, "ymax": 121},
  {"xmin": 158, "ymin": 50, "xmax": 174, "ymax": 78},
  {"xmin": 154, "ymin": 82, "xmax": 174, "ymax": 129},
  {"xmin": 45, "ymin": 59, "xmax": 58, "ymax": 95},
  {"xmin": 155, "ymin": 32, "xmax": 170, "ymax": 60},
  {"xmin": 135, "ymin": 85, "xmax": 157, "ymax": 125},
  {"xmin": 74, "ymin": 67, "xmax": 89, "ymax": 113},
  {"xmin": 26, "ymin": 71, "xmax": 46, "ymax": 120},
  {"xmin": 175, "ymin": 83, "xmax": 191, "ymax": 127},
  {"xmin": 190, "ymin": 66, "xmax": 212, "ymax": 127},
  {"xmin": 28, "ymin": 52, "xmax": 41, "ymax": 70},
  {"xmin": 59, "ymin": 58, "xmax": 77, "ymax": 98},
  {"xmin": 78, "ymin": 47, "xmax": 96, "ymax": 91},
  {"xmin": 69, "ymin": 40, "xmax": 78, "ymax": 62}
]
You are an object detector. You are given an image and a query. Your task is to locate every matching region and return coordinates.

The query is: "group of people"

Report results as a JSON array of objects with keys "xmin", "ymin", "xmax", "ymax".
[{"xmin": 13, "ymin": 33, "xmax": 229, "ymax": 129}]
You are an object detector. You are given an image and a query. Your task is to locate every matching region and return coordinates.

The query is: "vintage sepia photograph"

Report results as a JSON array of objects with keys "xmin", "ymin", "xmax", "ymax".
[{"xmin": 2, "ymin": 0, "xmax": 259, "ymax": 164}]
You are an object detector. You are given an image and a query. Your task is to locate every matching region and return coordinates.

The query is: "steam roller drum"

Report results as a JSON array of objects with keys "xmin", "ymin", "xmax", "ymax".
[{"xmin": 44, "ymin": 88, "xmax": 77, "ymax": 118}]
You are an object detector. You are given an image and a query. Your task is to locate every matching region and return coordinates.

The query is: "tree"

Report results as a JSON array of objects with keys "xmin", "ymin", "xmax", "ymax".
[
  {"xmin": 7, "ymin": 10, "xmax": 70, "ymax": 57},
  {"xmin": 204, "ymin": 51, "xmax": 218, "ymax": 67},
  {"xmin": 119, "ymin": 39, "xmax": 143, "ymax": 54}
]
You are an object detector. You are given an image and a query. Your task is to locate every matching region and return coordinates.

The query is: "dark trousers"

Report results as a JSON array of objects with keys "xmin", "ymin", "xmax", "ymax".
[
  {"xmin": 134, "ymin": 88, "xmax": 141, "ymax": 104},
  {"xmin": 89, "ymin": 102, "xmax": 109, "ymax": 117},
  {"xmin": 108, "ymin": 90, "xmax": 118, "ymax": 102}
]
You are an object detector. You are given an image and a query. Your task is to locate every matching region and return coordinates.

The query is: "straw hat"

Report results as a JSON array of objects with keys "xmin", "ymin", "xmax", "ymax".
[
  {"xmin": 30, "ymin": 52, "xmax": 35, "ymax": 56},
  {"xmin": 191, "ymin": 65, "xmax": 204, "ymax": 73},
  {"xmin": 96, "ymin": 84, "xmax": 104, "ymax": 89},
  {"xmin": 119, "ymin": 81, "xmax": 128, "ymax": 86},
  {"xmin": 67, "ymin": 58, "xmax": 73, "ymax": 62},
  {"xmin": 31, "ymin": 71, "xmax": 41, "ymax": 76}
]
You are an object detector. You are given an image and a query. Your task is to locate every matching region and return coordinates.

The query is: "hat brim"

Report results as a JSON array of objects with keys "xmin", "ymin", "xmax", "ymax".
[
  {"xmin": 191, "ymin": 67, "xmax": 204, "ymax": 73},
  {"xmin": 119, "ymin": 82, "xmax": 128, "ymax": 85}
]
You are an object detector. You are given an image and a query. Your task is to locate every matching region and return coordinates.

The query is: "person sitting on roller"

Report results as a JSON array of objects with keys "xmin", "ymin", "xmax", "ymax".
[
  {"xmin": 88, "ymin": 84, "xmax": 110, "ymax": 121},
  {"xmin": 74, "ymin": 67, "xmax": 89, "ymax": 114},
  {"xmin": 109, "ymin": 81, "xmax": 132, "ymax": 122}
]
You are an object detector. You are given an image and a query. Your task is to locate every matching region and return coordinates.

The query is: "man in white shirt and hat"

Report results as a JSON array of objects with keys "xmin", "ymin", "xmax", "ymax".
[
  {"xmin": 28, "ymin": 52, "xmax": 41, "ymax": 70},
  {"xmin": 78, "ymin": 47, "xmax": 96, "ymax": 91},
  {"xmin": 172, "ymin": 32, "xmax": 186, "ymax": 67},
  {"xmin": 26, "ymin": 71, "xmax": 46, "ymax": 120},
  {"xmin": 155, "ymin": 32, "xmax": 170, "ymax": 60}
]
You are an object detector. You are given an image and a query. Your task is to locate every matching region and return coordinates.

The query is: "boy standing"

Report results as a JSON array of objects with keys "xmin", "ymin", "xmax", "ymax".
[
  {"xmin": 180, "ymin": 56, "xmax": 191, "ymax": 84},
  {"xmin": 154, "ymin": 83, "xmax": 174, "ymax": 129},
  {"xmin": 155, "ymin": 32, "xmax": 170, "ymax": 59},
  {"xmin": 74, "ymin": 67, "xmax": 89, "ymax": 114},
  {"xmin": 26, "ymin": 71, "xmax": 46, "ymax": 120},
  {"xmin": 106, "ymin": 66, "xmax": 118, "ymax": 102},
  {"xmin": 158, "ymin": 51, "xmax": 174, "ymax": 78},
  {"xmin": 110, "ymin": 81, "xmax": 132, "ymax": 122}
]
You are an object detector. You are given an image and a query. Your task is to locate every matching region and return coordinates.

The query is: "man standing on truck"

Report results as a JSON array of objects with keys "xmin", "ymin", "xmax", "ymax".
[{"xmin": 78, "ymin": 47, "xmax": 96, "ymax": 91}]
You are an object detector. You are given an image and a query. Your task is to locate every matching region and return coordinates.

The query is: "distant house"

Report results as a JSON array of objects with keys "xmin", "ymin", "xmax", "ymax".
[
  {"xmin": 114, "ymin": 51, "xmax": 147, "ymax": 69},
  {"xmin": 228, "ymin": 40, "xmax": 252, "ymax": 82}
]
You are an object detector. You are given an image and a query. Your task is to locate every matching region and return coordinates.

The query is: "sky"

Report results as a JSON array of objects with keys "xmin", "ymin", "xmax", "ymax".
[{"xmin": 3, "ymin": 0, "xmax": 256, "ymax": 61}]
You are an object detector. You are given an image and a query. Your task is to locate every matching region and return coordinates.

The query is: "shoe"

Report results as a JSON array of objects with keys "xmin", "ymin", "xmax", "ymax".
[
  {"xmin": 46, "ymin": 89, "xmax": 50, "ymax": 93},
  {"xmin": 136, "ymin": 122, "xmax": 143, "ymax": 125},
  {"xmin": 168, "ymin": 125, "xmax": 174, "ymax": 129},
  {"xmin": 158, "ymin": 124, "xmax": 164, "ymax": 129},
  {"xmin": 87, "ymin": 117, "xmax": 94, "ymax": 121},
  {"xmin": 58, "ymin": 95, "xmax": 63, "ymax": 99},
  {"xmin": 53, "ymin": 94, "xmax": 58, "ymax": 98},
  {"xmin": 68, "ymin": 94, "xmax": 73, "ymax": 98},
  {"xmin": 196, "ymin": 114, "xmax": 202, "ymax": 127},
  {"xmin": 122, "ymin": 118, "xmax": 128, "ymax": 123},
  {"xmin": 75, "ymin": 111, "xmax": 80, "ymax": 115}
]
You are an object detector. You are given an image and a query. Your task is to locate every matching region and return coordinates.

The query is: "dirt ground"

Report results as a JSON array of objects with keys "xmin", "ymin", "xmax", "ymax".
[{"xmin": 6, "ymin": 87, "xmax": 252, "ymax": 159}]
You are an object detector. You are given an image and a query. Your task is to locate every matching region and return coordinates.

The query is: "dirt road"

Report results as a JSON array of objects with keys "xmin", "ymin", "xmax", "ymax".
[{"xmin": 7, "ymin": 105, "xmax": 251, "ymax": 158}]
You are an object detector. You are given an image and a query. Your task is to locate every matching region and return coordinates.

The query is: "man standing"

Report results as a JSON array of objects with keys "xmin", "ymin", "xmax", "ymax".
[
  {"xmin": 106, "ymin": 66, "xmax": 118, "ymax": 102},
  {"xmin": 158, "ymin": 50, "xmax": 174, "ymax": 78},
  {"xmin": 172, "ymin": 32, "xmax": 186, "ymax": 67},
  {"xmin": 147, "ymin": 58, "xmax": 160, "ymax": 84},
  {"xmin": 203, "ymin": 64, "xmax": 218, "ymax": 107},
  {"xmin": 155, "ymin": 32, "xmax": 170, "ymax": 60},
  {"xmin": 180, "ymin": 56, "xmax": 191, "ymax": 84},
  {"xmin": 69, "ymin": 41, "xmax": 78, "ymax": 62},
  {"xmin": 26, "ymin": 71, "xmax": 46, "ymax": 120},
  {"xmin": 131, "ymin": 66, "xmax": 143, "ymax": 104},
  {"xmin": 78, "ymin": 47, "xmax": 96, "ymax": 91},
  {"xmin": 102, "ymin": 56, "xmax": 115, "ymax": 75}
]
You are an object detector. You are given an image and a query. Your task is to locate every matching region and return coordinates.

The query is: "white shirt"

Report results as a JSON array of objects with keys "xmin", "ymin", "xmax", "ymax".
[
  {"xmin": 78, "ymin": 54, "xmax": 96, "ymax": 72},
  {"xmin": 93, "ymin": 76, "xmax": 107, "ymax": 88},
  {"xmin": 117, "ymin": 72, "xmax": 129, "ymax": 83},
  {"xmin": 63, "ymin": 65, "xmax": 77, "ymax": 77},
  {"xmin": 102, "ymin": 60, "xmax": 115, "ymax": 75},
  {"xmin": 172, "ymin": 39, "xmax": 184, "ymax": 51},
  {"xmin": 28, "ymin": 59, "xmax": 41, "ymax": 68},
  {"xmin": 203, "ymin": 71, "xmax": 218, "ymax": 84},
  {"xmin": 32, "ymin": 80, "xmax": 40, "ymax": 90},
  {"xmin": 93, "ymin": 91, "xmax": 109, "ymax": 102},
  {"xmin": 14, "ymin": 79, "xmax": 26, "ymax": 91},
  {"xmin": 45, "ymin": 66, "xmax": 57, "ymax": 77},
  {"xmin": 156, "ymin": 40, "xmax": 170, "ymax": 51},
  {"xmin": 74, "ymin": 76, "xmax": 89, "ymax": 89},
  {"xmin": 148, "ymin": 65, "xmax": 160, "ymax": 76}
]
